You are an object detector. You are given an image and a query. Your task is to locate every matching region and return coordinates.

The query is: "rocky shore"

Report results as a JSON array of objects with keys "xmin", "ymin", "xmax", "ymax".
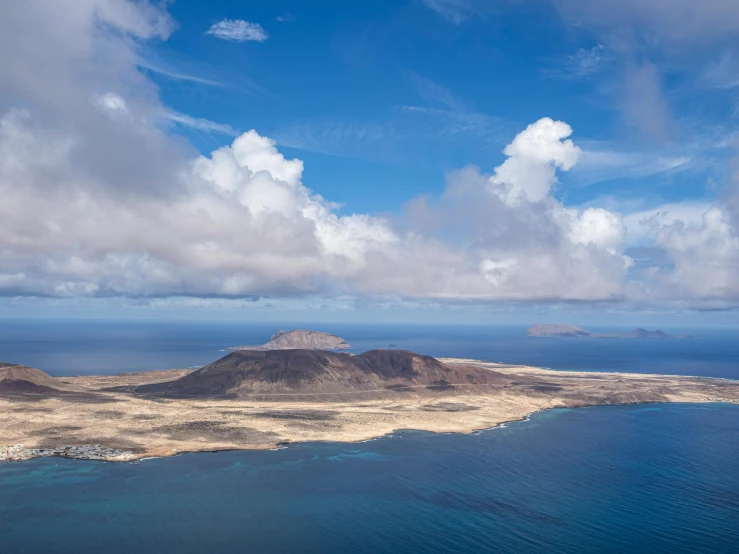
[{"xmin": 0, "ymin": 444, "xmax": 134, "ymax": 462}]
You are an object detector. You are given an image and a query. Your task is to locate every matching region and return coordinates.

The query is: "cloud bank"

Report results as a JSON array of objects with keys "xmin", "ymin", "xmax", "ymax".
[
  {"xmin": 0, "ymin": 107, "xmax": 632, "ymax": 301},
  {"xmin": 1, "ymin": 0, "xmax": 739, "ymax": 308}
]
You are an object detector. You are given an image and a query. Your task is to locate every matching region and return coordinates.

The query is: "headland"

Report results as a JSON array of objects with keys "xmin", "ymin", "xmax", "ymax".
[{"xmin": 1, "ymin": 352, "xmax": 737, "ymax": 462}]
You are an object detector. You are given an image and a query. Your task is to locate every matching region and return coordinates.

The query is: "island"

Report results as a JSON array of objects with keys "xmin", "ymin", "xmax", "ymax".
[
  {"xmin": 227, "ymin": 329, "xmax": 351, "ymax": 351},
  {"xmin": 526, "ymin": 324, "xmax": 692, "ymax": 339},
  {"xmin": 2, "ymin": 350, "xmax": 736, "ymax": 463}
]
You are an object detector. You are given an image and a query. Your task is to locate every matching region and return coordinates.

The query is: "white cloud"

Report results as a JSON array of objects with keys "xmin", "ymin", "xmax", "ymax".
[
  {"xmin": 95, "ymin": 92, "xmax": 129, "ymax": 113},
  {"xmin": 161, "ymin": 111, "xmax": 238, "ymax": 136},
  {"xmin": 206, "ymin": 19, "xmax": 269, "ymax": 42},
  {"xmin": 656, "ymin": 207, "xmax": 739, "ymax": 299},
  {"xmin": 137, "ymin": 59, "xmax": 225, "ymax": 88},
  {"xmin": 619, "ymin": 164, "xmax": 739, "ymax": 303},
  {"xmin": 568, "ymin": 208, "xmax": 625, "ymax": 251},
  {"xmin": 0, "ymin": 105, "xmax": 632, "ymax": 301},
  {"xmin": 488, "ymin": 118, "xmax": 582, "ymax": 204},
  {"xmin": 623, "ymin": 201, "xmax": 713, "ymax": 245}
]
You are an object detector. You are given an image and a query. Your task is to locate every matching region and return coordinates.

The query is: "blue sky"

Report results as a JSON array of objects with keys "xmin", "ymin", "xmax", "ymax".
[
  {"xmin": 2, "ymin": 0, "xmax": 739, "ymax": 325},
  {"xmin": 144, "ymin": 0, "xmax": 731, "ymax": 216}
]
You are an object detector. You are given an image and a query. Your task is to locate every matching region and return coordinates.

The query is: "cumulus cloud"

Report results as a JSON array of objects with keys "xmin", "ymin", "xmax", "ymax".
[
  {"xmin": 206, "ymin": 19, "xmax": 269, "ymax": 42},
  {"xmin": 0, "ymin": 108, "xmax": 395, "ymax": 297},
  {"xmin": 621, "ymin": 202, "xmax": 712, "ymax": 246},
  {"xmin": 488, "ymin": 118, "xmax": 582, "ymax": 204},
  {"xmin": 647, "ymin": 155, "xmax": 739, "ymax": 302},
  {"xmin": 609, "ymin": 150, "xmax": 739, "ymax": 306},
  {"xmin": 656, "ymin": 207, "xmax": 739, "ymax": 299},
  {"xmin": 0, "ymin": 100, "xmax": 633, "ymax": 300},
  {"xmin": 398, "ymin": 120, "xmax": 631, "ymax": 301}
]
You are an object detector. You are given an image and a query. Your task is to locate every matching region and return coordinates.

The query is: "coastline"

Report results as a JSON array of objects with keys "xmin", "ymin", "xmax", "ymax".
[
  {"xmin": 2, "ymin": 358, "xmax": 738, "ymax": 463},
  {"xmin": 4, "ymin": 400, "xmax": 738, "ymax": 464}
]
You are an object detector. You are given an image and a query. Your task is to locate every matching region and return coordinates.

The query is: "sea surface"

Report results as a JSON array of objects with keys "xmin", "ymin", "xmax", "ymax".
[
  {"xmin": 1, "ymin": 404, "xmax": 738, "ymax": 553},
  {"xmin": 0, "ymin": 319, "xmax": 738, "ymax": 379},
  {"xmin": 1, "ymin": 320, "xmax": 738, "ymax": 552}
]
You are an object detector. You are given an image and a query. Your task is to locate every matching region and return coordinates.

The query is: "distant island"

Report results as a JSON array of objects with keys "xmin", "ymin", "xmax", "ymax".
[
  {"xmin": 526, "ymin": 324, "xmax": 692, "ymax": 339},
  {"xmin": 228, "ymin": 329, "xmax": 351, "ymax": 351}
]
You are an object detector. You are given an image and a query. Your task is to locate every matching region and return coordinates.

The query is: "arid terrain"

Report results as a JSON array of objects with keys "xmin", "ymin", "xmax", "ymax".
[{"xmin": 1, "ymin": 352, "xmax": 738, "ymax": 462}]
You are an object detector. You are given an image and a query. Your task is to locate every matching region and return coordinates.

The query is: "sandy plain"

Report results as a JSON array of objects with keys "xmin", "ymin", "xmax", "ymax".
[{"xmin": 1, "ymin": 359, "xmax": 738, "ymax": 462}]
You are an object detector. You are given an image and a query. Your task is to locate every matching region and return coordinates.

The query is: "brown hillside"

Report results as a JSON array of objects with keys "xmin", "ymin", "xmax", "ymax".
[
  {"xmin": 0, "ymin": 363, "xmax": 64, "ymax": 394},
  {"xmin": 135, "ymin": 349, "xmax": 505, "ymax": 399}
]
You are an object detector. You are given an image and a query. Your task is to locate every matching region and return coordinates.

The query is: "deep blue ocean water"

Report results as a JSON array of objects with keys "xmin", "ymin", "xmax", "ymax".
[
  {"xmin": 0, "ymin": 403, "xmax": 737, "ymax": 553},
  {"xmin": 1, "ymin": 320, "xmax": 738, "ymax": 552},
  {"xmin": 0, "ymin": 319, "xmax": 738, "ymax": 379}
]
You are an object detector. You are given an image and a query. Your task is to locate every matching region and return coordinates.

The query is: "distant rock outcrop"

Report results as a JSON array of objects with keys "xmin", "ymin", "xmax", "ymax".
[
  {"xmin": 625, "ymin": 328, "xmax": 671, "ymax": 340},
  {"xmin": 228, "ymin": 330, "xmax": 351, "ymax": 352},
  {"xmin": 526, "ymin": 324, "xmax": 691, "ymax": 340},
  {"xmin": 526, "ymin": 324, "xmax": 596, "ymax": 338},
  {"xmin": 0, "ymin": 363, "xmax": 63, "ymax": 393},
  {"xmin": 136, "ymin": 349, "xmax": 503, "ymax": 398}
]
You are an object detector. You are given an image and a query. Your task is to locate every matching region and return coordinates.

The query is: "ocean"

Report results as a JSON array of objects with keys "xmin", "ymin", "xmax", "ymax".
[
  {"xmin": 0, "ymin": 404, "xmax": 737, "ymax": 553},
  {"xmin": 0, "ymin": 319, "xmax": 738, "ymax": 379},
  {"xmin": 1, "ymin": 320, "xmax": 738, "ymax": 552}
]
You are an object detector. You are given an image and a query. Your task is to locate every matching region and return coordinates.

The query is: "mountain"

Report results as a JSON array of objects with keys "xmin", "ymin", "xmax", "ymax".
[
  {"xmin": 228, "ymin": 330, "xmax": 351, "ymax": 352},
  {"xmin": 0, "ymin": 363, "xmax": 64, "ymax": 393},
  {"xmin": 526, "ymin": 324, "xmax": 691, "ymax": 339},
  {"xmin": 136, "ymin": 349, "xmax": 503, "ymax": 398}
]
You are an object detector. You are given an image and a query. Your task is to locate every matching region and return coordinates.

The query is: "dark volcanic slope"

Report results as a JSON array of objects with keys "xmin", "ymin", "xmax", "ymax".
[
  {"xmin": 0, "ymin": 363, "xmax": 63, "ymax": 394},
  {"xmin": 136, "ymin": 349, "xmax": 503, "ymax": 398}
]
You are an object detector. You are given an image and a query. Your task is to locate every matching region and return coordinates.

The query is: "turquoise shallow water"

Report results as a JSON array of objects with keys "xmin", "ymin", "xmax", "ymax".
[{"xmin": 1, "ymin": 403, "xmax": 738, "ymax": 553}]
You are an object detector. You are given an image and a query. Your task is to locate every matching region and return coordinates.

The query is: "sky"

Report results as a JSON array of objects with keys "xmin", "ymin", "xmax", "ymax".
[{"xmin": 1, "ymin": 0, "xmax": 739, "ymax": 325}]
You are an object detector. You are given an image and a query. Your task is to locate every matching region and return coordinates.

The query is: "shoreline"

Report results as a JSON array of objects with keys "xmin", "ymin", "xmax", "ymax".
[
  {"xmin": 3, "ymin": 400, "xmax": 738, "ymax": 464},
  {"xmin": 2, "ymin": 358, "xmax": 738, "ymax": 464}
]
